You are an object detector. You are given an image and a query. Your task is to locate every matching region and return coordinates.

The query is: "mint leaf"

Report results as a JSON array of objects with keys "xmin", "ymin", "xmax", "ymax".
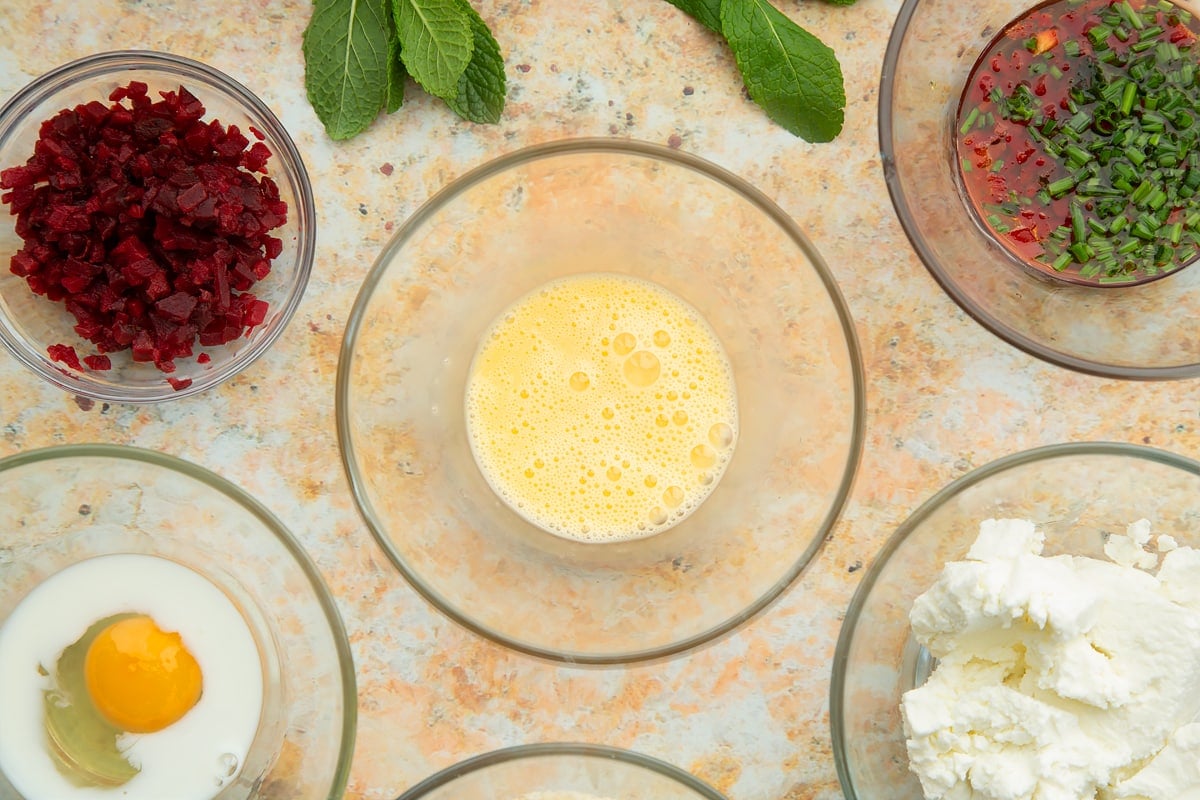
[
  {"xmin": 664, "ymin": 0, "xmax": 722, "ymax": 32},
  {"xmin": 719, "ymin": 0, "xmax": 846, "ymax": 142},
  {"xmin": 393, "ymin": 0, "xmax": 474, "ymax": 99},
  {"xmin": 303, "ymin": 0, "xmax": 393, "ymax": 140},
  {"xmin": 444, "ymin": 0, "xmax": 506, "ymax": 123},
  {"xmin": 386, "ymin": 13, "xmax": 406, "ymax": 114}
]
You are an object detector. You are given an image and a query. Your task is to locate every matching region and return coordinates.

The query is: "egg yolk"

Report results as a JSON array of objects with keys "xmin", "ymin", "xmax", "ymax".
[{"xmin": 83, "ymin": 615, "xmax": 203, "ymax": 733}]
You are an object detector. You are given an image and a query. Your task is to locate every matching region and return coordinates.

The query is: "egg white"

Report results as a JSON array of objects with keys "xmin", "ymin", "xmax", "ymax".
[{"xmin": 0, "ymin": 554, "xmax": 264, "ymax": 800}]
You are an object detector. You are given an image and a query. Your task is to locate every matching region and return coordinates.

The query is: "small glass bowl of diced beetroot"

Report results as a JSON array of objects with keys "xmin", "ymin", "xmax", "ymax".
[{"xmin": 0, "ymin": 50, "xmax": 314, "ymax": 401}]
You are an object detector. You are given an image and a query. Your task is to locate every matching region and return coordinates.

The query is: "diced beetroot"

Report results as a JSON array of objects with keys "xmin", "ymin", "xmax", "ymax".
[
  {"xmin": 78, "ymin": 100, "xmax": 110, "ymax": 126},
  {"xmin": 110, "ymin": 81, "xmax": 149, "ymax": 102},
  {"xmin": 130, "ymin": 330, "xmax": 156, "ymax": 362},
  {"xmin": 242, "ymin": 142, "xmax": 271, "ymax": 173},
  {"xmin": 10, "ymin": 250, "xmax": 38, "ymax": 277},
  {"xmin": 2, "ymin": 164, "xmax": 43, "ymax": 189},
  {"xmin": 0, "ymin": 80, "xmax": 286, "ymax": 377},
  {"xmin": 47, "ymin": 343, "xmax": 82, "ymax": 370},
  {"xmin": 213, "ymin": 125, "xmax": 251, "ymax": 161},
  {"xmin": 155, "ymin": 291, "xmax": 198, "ymax": 323},
  {"xmin": 243, "ymin": 296, "xmax": 268, "ymax": 328},
  {"xmin": 175, "ymin": 182, "xmax": 207, "ymax": 212}
]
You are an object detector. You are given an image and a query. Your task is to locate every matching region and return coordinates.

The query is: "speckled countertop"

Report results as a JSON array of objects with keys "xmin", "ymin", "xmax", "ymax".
[{"xmin": 3, "ymin": 1, "xmax": 1199, "ymax": 799}]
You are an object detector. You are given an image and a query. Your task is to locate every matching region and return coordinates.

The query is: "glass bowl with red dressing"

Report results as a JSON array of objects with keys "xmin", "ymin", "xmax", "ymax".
[
  {"xmin": 882, "ymin": 0, "xmax": 1200, "ymax": 378},
  {"xmin": 0, "ymin": 51, "xmax": 314, "ymax": 401}
]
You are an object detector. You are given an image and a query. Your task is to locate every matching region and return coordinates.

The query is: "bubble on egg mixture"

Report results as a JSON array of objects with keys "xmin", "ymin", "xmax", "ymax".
[{"xmin": 464, "ymin": 273, "xmax": 738, "ymax": 542}]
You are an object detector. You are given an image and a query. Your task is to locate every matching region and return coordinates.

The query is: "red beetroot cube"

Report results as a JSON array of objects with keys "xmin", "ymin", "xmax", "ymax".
[{"xmin": 47, "ymin": 343, "xmax": 82, "ymax": 370}]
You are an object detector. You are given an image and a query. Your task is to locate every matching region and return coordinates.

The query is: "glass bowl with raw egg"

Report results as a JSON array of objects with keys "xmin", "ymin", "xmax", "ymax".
[
  {"xmin": 0, "ymin": 444, "xmax": 355, "ymax": 800},
  {"xmin": 337, "ymin": 138, "xmax": 865, "ymax": 664},
  {"xmin": 394, "ymin": 743, "xmax": 727, "ymax": 800},
  {"xmin": 882, "ymin": 0, "xmax": 1200, "ymax": 378},
  {"xmin": 0, "ymin": 50, "xmax": 315, "ymax": 401},
  {"xmin": 831, "ymin": 441, "xmax": 1200, "ymax": 800}
]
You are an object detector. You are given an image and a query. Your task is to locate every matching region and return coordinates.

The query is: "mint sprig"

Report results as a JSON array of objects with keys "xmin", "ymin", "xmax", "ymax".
[
  {"xmin": 444, "ymin": 0, "xmax": 507, "ymax": 124},
  {"xmin": 393, "ymin": 0, "xmax": 473, "ymax": 99},
  {"xmin": 666, "ymin": 0, "xmax": 849, "ymax": 142},
  {"xmin": 302, "ymin": 0, "xmax": 394, "ymax": 140},
  {"xmin": 303, "ymin": 0, "xmax": 506, "ymax": 140}
]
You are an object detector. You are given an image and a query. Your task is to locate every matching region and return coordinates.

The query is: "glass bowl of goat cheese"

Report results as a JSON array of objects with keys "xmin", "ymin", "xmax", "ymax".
[{"xmin": 831, "ymin": 441, "xmax": 1200, "ymax": 800}]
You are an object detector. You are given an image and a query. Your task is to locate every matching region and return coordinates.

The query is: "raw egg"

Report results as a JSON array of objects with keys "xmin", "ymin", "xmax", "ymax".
[
  {"xmin": 84, "ymin": 614, "xmax": 204, "ymax": 733},
  {"xmin": 0, "ymin": 554, "xmax": 264, "ymax": 800}
]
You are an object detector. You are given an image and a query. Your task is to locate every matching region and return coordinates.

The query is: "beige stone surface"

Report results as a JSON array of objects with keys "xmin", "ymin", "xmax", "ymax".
[{"xmin": 3, "ymin": 1, "xmax": 1200, "ymax": 799}]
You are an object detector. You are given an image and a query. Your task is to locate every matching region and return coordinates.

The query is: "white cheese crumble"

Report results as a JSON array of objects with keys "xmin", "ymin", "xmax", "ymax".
[{"xmin": 901, "ymin": 518, "xmax": 1200, "ymax": 800}]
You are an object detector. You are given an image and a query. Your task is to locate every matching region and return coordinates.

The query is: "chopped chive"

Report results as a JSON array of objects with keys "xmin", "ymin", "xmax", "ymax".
[
  {"xmin": 1048, "ymin": 176, "xmax": 1078, "ymax": 197},
  {"xmin": 960, "ymin": 106, "xmax": 980, "ymax": 135},
  {"xmin": 1089, "ymin": 23, "xmax": 1114, "ymax": 45},
  {"xmin": 1120, "ymin": 81, "xmax": 1138, "ymax": 115}
]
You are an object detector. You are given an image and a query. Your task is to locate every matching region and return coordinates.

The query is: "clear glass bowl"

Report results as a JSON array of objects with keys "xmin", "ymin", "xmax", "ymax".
[
  {"xmin": 338, "ymin": 139, "xmax": 864, "ymax": 663},
  {"xmin": 0, "ymin": 51, "xmax": 315, "ymax": 401},
  {"xmin": 395, "ymin": 743, "xmax": 727, "ymax": 800},
  {"xmin": 0, "ymin": 444, "xmax": 355, "ymax": 800},
  {"xmin": 881, "ymin": 0, "xmax": 1200, "ymax": 378},
  {"xmin": 831, "ymin": 442, "xmax": 1200, "ymax": 799}
]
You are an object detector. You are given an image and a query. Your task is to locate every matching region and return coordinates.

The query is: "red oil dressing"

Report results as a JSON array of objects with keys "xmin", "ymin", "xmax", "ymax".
[{"xmin": 956, "ymin": 0, "xmax": 1200, "ymax": 285}]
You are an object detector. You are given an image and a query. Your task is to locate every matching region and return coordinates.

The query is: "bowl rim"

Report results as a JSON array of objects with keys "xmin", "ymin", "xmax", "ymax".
[
  {"xmin": 0, "ymin": 442, "xmax": 357, "ymax": 799},
  {"xmin": 392, "ymin": 742, "xmax": 728, "ymax": 799},
  {"xmin": 828, "ymin": 440, "xmax": 1200, "ymax": 798},
  {"xmin": 878, "ymin": 2, "xmax": 1200, "ymax": 381},
  {"xmin": 335, "ymin": 136, "xmax": 866, "ymax": 664},
  {"xmin": 0, "ymin": 49, "xmax": 316, "ymax": 402}
]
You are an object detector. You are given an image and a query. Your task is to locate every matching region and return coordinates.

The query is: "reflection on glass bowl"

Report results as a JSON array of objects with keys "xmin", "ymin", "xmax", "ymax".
[
  {"xmin": 881, "ymin": 0, "xmax": 1200, "ymax": 378},
  {"xmin": 337, "ymin": 139, "xmax": 864, "ymax": 663},
  {"xmin": 831, "ymin": 442, "xmax": 1200, "ymax": 800}
]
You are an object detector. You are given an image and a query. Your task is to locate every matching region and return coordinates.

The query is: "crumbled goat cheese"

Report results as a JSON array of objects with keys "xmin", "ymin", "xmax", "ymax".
[{"xmin": 901, "ymin": 518, "xmax": 1200, "ymax": 800}]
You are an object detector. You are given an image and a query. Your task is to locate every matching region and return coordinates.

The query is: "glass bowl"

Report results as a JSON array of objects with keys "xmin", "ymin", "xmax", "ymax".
[
  {"xmin": 395, "ymin": 743, "xmax": 727, "ymax": 800},
  {"xmin": 0, "ymin": 444, "xmax": 355, "ymax": 800},
  {"xmin": 881, "ymin": 0, "xmax": 1200, "ymax": 378},
  {"xmin": 831, "ymin": 441, "xmax": 1200, "ymax": 799},
  {"xmin": 0, "ymin": 50, "xmax": 315, "ymax": 401},
  {"xmin": 337, "ymin": 139, "xmax": 864, "ymax": 664}
]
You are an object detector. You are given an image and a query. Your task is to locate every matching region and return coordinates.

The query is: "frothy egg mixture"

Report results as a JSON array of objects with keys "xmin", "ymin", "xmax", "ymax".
[
  {"xmin": 0, "ymin": 554, "xmax": 264, "ymax": 800},
  {"xmin": 465, "ymin": 273, "xmax": 738, "ymax": 542}
]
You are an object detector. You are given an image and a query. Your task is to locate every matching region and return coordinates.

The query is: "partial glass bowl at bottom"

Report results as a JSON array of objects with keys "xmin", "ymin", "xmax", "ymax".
[
  {"xmin": 396, "ymin": 743, "xmax": 727, "ymax": 800},
  {"xmin": 831, "ymin": 442, "xmax": 1200, "ymax": 799},
  {"xmin": 0, "ymin": 445, "xmax": 355, "ymax": 800}
]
